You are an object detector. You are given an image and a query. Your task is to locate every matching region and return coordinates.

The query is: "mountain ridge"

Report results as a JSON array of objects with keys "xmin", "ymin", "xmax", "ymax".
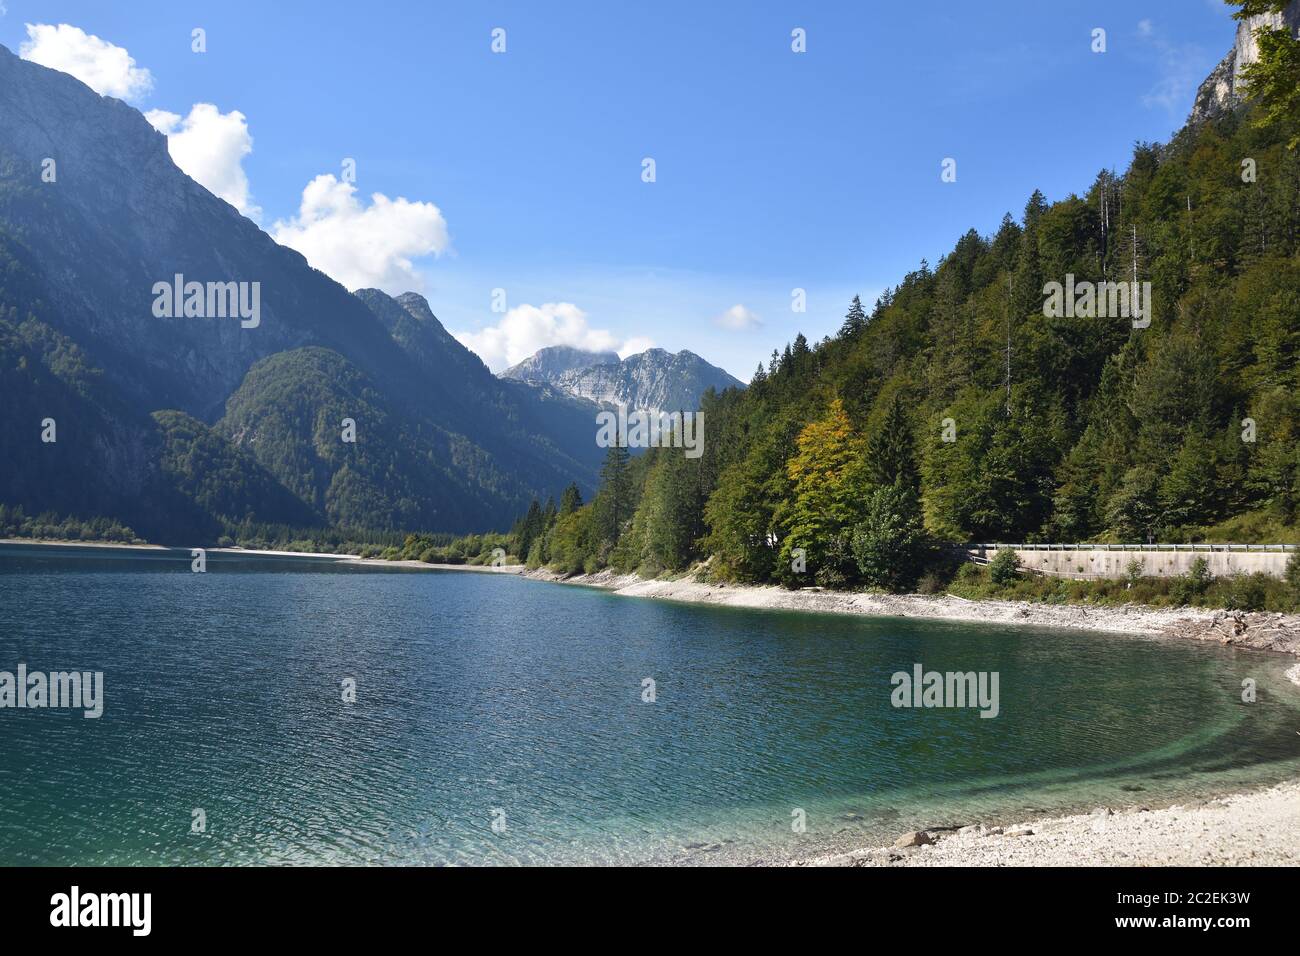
[{"xmin": 501, "ymin": 345, "xmax": 743, "ymax": 413}]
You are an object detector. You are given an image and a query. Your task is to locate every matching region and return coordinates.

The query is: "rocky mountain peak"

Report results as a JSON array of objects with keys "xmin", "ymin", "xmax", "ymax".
[
  {"xmin": 501, "ymin": 345, "xmax": 622, "ymax": 383},
  {"xmin": 502, "ymin": 344, "xmax": 742, "ymax": 413}
]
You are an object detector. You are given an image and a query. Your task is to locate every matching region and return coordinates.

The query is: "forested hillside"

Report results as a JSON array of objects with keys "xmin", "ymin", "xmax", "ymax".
[{"xmin": 512, "ymin": 2, "xmax": 1300, "ymax": 590}]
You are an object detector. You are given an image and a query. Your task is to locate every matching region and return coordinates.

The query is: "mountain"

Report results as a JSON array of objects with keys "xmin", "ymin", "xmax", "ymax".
[
  {"xmin": 502, "ymin": 345, "xmax": 620, "ymax": 384},
  {"xmin": 502, "ymin": 346, "xmax": 744, "ymax": 413},
  {"xmin": 0, "ymin": 42, "xmax": 600, "ymax": 539},
  {"xmin": 1191, "ymin": 0, "xmax": 1300, "ymax": 123}
]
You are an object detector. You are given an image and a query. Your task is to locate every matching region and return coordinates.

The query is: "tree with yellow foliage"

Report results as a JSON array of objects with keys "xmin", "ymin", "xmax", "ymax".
[{"xmin": 778, "ymin": 398, "xmax": 871, "ymax": 585}]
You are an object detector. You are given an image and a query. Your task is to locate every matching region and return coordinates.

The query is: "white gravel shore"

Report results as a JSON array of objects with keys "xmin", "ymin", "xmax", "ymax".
[
  {"xmin": 800, "ymin": 780, "xmax": 1300, "ymax": 867},
  {"xmin": 523, "ymin": 567, "xmax": 1300, "ymax": 655}
]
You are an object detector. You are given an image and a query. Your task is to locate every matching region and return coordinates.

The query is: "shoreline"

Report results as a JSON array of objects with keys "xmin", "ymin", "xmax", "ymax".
[
  {"xmin": 523, "ymin": 566, "xmax": 1300, "ymax": 659},
  {"xmin": 0, "ymin": 538, "xmax": 524, "ymax": 574},
  {"xmin": 7, "ymin": 537, "xmax": 1297, "ymax": 658},
  {"xmin": 6, "ymin": 537, "xmax": 1298, "ymax": 660},
  {"xmin": 796, "ymin": 778, "xmax": 1300, "ymax": 867}
]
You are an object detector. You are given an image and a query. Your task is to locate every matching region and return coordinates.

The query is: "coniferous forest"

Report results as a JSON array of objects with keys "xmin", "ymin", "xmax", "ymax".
[{"xmin": 501, "ymin": 2, "xmax": 1300, "ymax": 596}]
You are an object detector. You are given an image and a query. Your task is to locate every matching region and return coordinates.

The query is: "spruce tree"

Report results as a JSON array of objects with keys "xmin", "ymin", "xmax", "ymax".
[
  {"xmin": 866, "ymin": 394, "xmax": 919, "ymax": 490},
  {"xmin": 599, "ymin": 442, "xmax": 633, "ymax": 542},
  {"xmin": 517, "ymin": 499, "xmax": 543, "ymax": 560},
  {"xmin": 559, "ymin": 483, "xmax": 583, "ymax": 515},
  {"xmin": 839, "ymin": 295, "xmax": 867, "ymax": 338}
]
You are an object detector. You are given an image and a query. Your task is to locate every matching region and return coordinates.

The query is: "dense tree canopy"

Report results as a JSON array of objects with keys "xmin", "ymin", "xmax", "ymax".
[{"xmin": 514, "ymin": 23, "xmax": 1300, "ymax": 589}]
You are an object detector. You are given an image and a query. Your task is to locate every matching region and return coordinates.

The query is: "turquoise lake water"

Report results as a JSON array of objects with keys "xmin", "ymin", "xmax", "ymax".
[{"xmin": 2, "ymin": 544, "xmax": 1299, "ymax": 865}]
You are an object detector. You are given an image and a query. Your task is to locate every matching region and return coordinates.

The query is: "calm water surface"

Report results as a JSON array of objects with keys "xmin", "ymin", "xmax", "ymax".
[{"xmin": 2, "ymin": 544, "xmax": 1299, "ymax": 865}]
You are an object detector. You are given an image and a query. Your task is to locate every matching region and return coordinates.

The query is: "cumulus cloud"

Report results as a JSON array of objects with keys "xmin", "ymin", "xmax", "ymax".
[
  {"xmin": 714, "ymin": 303, "xmax": 762, "ymax": 331},
  {"xmin": 146, "ymin": 104, "xmax": 260, "ymax": 219},
  {"xmin": 20, "ymin": 23, "xmax": 153, "ymax": 100},
  {"xmin": 271, "ymin": 175, "xmax": 450, "ymax": 293},
  {"xmin": 454, "ymin": 302, "xmax": 651, "ymax": 371}
]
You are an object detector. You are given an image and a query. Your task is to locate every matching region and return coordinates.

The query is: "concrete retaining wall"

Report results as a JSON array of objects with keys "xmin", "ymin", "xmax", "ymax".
[{"xmin": 968, "ymin": 545, "xmax": 1294, "ymax": 580}]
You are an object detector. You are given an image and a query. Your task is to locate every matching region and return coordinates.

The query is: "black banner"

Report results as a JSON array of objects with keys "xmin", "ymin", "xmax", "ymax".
[{"xmin": 0, "ymin": 865, "xmax": 1279, "ymax": 942}]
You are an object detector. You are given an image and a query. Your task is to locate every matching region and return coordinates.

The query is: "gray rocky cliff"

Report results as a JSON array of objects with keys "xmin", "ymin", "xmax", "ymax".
[{"xmin": 1190, "ymin": 1, "xmax": 1300, "ymax": 123}]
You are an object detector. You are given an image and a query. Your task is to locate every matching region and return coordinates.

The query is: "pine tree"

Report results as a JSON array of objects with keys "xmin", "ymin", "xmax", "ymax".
[
  {"xmin": 517, "ymin": 499, "xmax": 543, "ymax": 560},
  {"xmin": 865, "ymin": 394, "xmax": 919, "ymax": 490},
  {"xmin": 598, "ymin": 442, "xmax": 633, "ymax": 543},
  {"xmin": 558, "ymin": 483, "xmax": 583, "ymax": 516},
  {"xmin": 839, "ymin": 295, "xmax": 867, "ymax": 338}
]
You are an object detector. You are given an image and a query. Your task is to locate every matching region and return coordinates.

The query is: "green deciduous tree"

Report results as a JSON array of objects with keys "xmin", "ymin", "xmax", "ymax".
[{"xmin": 850, "ymin": 485, "xmax": 929, "ymax": 591}]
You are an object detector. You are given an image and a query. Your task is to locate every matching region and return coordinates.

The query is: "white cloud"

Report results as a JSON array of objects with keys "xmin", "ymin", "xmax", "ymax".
[
  {"xmin": 146, "ymin": 104, "xmax": 260, "ymax": 219},
  {"xmin": 20, "ymin": 23, "xmax": 153, "ymax": 100},
  {"xmin": 272, "ymin": 175, "xmax": 449, "ymax": 293},
  {"xmin": 454, "ymin": 302, "xmax": 651, "ymax": 371},
  {"xmin": 1137, "ymin": 20, "xmax": 1210, "ymax": 117},
  {"xmin": 619, "ymin": 336, "xmax": 654, "ymax": 357},
  {"xmin": 714, "ymin": 303, "xmax": 762, "ymax": 331}
]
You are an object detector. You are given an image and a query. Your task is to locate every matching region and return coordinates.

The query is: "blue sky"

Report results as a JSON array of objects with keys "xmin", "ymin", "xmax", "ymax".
[{"xmin": 1, "ymin": 0, "xmax": 1239, "ymax": 379}]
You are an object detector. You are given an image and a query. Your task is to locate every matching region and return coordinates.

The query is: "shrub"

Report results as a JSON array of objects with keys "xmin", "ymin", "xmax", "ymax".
[
  {"xmin": 814, "ymin": 565, "xmax": 848, "ymax": 589},
  {"xmin": 1223, "ymin": 572, "xmax": 1269, "ymax": 612},
  {"xmin": 988, "ymin": 548, "xmax": 1020, "ymax": 586},
  {"xmin": 1124, "ymin": 558, "xmax": 1144, "ymax": 585},
  {"xmin": 917, "ymin": 572, "xmax": 945, "ymax": 595},
  {"xmin": 1170, "ymin": 556, "xmax": 1213, "ymax": 605}
]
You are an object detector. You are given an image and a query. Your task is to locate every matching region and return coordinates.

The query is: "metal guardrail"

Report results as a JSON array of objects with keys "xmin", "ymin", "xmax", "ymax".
[{"xmin": 968, "ymin": 543, "xmax": 1298, "ymax": 553}]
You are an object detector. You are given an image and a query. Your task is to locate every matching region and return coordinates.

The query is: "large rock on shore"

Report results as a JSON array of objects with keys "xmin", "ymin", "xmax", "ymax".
[{"xmin": 893, "ymin": 830, "xmax": 934, "ymax": 848}]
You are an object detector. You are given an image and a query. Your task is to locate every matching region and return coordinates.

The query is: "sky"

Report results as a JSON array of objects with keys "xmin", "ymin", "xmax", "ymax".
[{"xmin": 0, "ymin": 0, "xmax": 1241, "ymax": 380}]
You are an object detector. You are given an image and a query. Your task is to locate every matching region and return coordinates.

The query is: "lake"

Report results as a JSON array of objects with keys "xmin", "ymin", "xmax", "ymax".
[{"xmin": 2, "ymin": 543, "xmax": 1298, "ymax": 865}]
